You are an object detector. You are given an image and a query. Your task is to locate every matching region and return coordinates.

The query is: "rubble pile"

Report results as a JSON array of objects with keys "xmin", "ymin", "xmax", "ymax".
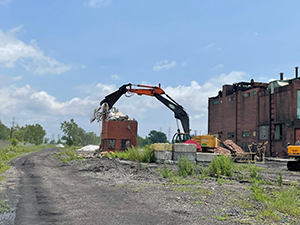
[
  {"xmin": 223, "ymin": 140, "xmax": 245, "ymax": 153},
  {"xmin": 210, "ymin": 140, "xmax": 244, "ymax": 156},
  {"xmin": 212, "ymin": 146, "xmax": 231, "ymax": 155},
  {"xmin": 105, "ymin": 107, "xmax": 136, "ymax": 122}
]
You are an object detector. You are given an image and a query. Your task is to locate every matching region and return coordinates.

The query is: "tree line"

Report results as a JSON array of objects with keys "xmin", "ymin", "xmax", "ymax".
[
  {"xmin": 0, "ymin": 119, "xmax": 168, "ymax": 146},
  {"xmin": 0, "ymin": 119, "xmax": 101, "ymax": 146},
  {"xmin": 137, "ymin": 130, "xmax": 169, "ymax": 147}
]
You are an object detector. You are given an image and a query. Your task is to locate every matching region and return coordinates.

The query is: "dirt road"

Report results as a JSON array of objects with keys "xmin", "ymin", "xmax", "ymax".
[
  {"xmin": 1, "ymin": 148, "xmax": 300, "ymax": 225},
  {"xmin": 11, "ymin": 148, "xmax": 185, "ymax": 225}
]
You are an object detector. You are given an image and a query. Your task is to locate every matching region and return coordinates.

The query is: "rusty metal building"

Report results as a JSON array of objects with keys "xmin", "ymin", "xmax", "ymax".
[
  {"xmin": 208, "ymin": 67, "xmax": 300, "ymax": 157},
  {"xmin": 101, "ymin": 114, "xmax": 137, "ymax": 152}
]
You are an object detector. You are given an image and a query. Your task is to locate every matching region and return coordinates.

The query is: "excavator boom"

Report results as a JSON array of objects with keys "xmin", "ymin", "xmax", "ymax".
[{"xmin": 95, "ymin": 83, "xmax": 190, "ymax": 134}]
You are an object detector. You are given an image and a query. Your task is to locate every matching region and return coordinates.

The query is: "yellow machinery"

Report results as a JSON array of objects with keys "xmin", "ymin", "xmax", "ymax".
[
  {"xmin": 191, "ymin": 135, "xmax": 220, "ymax": 151},
  {"xmin": 287, "ymin": 142, "xmax": 300, "ymax": 170}
]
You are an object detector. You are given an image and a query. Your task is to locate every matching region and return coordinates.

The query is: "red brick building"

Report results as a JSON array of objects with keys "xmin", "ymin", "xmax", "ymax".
[
  {"xmin": 208, "ymin": 68, "xmax": 300, "ymax": 157},
  {"xmin": 101, "ymin": 114, "xmax": 138, "ymax": 151}
]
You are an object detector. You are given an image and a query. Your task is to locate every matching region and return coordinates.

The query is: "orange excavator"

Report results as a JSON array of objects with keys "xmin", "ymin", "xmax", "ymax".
[{"xmin": 92, "ymin": 83, "xmax": 190, "ymax": 143}]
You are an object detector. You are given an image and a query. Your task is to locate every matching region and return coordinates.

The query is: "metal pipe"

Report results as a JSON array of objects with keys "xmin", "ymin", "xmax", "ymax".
[
  {"xmin": 280, "ymin": 72, "xmax": 284, "ymax": 80},
  {"xmin": 296, "ymin": 67, "xmax": 299, "ymax": 78}
]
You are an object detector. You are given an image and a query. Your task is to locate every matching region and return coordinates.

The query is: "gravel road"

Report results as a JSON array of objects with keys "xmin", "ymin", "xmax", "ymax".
[{"xmin": 0, "ymin": 148, "xmax": 299, "ymax": 225}]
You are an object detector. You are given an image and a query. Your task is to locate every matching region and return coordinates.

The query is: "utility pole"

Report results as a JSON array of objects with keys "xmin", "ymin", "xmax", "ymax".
[
  {"xmin": 10, "ymin": 117, "xmax": 15, "ymax": 138},
  {"xmin": 168, "ymin": 127, "xmax": 171, "ymax": 141}
]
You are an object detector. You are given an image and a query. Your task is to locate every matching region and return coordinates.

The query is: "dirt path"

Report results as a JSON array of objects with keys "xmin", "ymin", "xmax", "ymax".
[
  {"xmin": 1, "ymin": 148, "xmax": 299, "ymax": 224},
  {"xmin": 11, "ymin": 148, "xmax": 183, "ymax": 225}
]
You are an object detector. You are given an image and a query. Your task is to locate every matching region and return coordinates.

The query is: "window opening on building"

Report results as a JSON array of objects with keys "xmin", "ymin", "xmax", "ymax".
[
  {"xmin": 121, "ymin": 139, "xmax": 131, "ymax": 149},
  {"xmin": 275, "ymin": 124, "xmax": 283, "ymax": 140},
  {"xmin": 259, "ymin": 125, "xmax": 269, "ymax": 140},
  {"xmin": 229, "ymin": 96, "xmax": 235, "ymax": 102},
  {"xmin": 242, "ymin": 142, "xmax": 250, "ymax": 152},
  {"xmin": 108, "ymin": 139, "xmax": 116, "ymax": 149},
  {"xmin": 243, "ymin": 93, "xmax": 250, "ymax": 98},
  {"xmin": 253, "ymin": 91, "xmax": 256, "ymax": 96},
  {"xmin": 213, "ymin": 100, "xmax": 219, "ymax": 105},
  {"xmin": 228, "ymin": 132, "xmax": 234, "ymax": 138},
  {"xmin": 242, "ymin": 131, "xmax": 250, "ymax": 137},
  {"xmin": 297, "ymin": 90, "xmax": 300, "ymax": 119}
]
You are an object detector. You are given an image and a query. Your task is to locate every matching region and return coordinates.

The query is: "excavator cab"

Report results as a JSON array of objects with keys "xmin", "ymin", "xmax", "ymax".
[{"xmin": 171, "ymin": 132, "xmax": 191, "ymax": 144}]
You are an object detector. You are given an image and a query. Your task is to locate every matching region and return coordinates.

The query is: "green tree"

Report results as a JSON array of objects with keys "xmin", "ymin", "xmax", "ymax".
[
  {"xmin": 12, "ymin": 125, "xmax": 25, "ymax": 142},
  {"xmin": 137, "ymin": 135, "xmax": 150, "ymax": 147},
  {"xmin": 60, "ymin": 119, "xmax": 80, "ymax": 146},
  {"xmin": 44, "ymin": 138, "xmax": 49, "ymax": 144},
  {"xmin": 83, "ymin": 132, "xmax": 97, "ymax": 145},
  {"xmin": 12, "ymin": 124, "xmax": 46, "ymax": 145},
  {"xmin": 26, "ymin": 124, "xmax": 46, "ymax": 145},
  {"xmin": 147, "ymin": 130, "xmax": 168, "ymax": 144},
  {"xmin": 0, "ymin": 120, "xmax": 10, "ymax": 140}
]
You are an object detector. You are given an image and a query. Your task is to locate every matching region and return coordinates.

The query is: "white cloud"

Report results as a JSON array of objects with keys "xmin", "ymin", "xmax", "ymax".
[
  {"xmin": 205, "ymin": 43, "xmax": 215, "ymax": 49},
  {"xmin": 153, "ymin": 60, "xmax": 176, "ymax": 71},
  {"xmin": 12, "ymin": 76, "xmax": 22, "ymax": 81},
  {"xmin": 213, "ymin": 64, "xmax": 224, "ymax": 70},
  {"xmin": 0, "ymin": 27, "xmax": 73, "ymax": 75},
  {"xmin": 111, "ymin": 74, "xmax": 120, "ymax": 80},
  {"xmin": 0, "ymin": 74, "xmax": 22, "ymax": 87},
  {"xmin": 205, "ymin": 42, "xmax": 221, "ymax": 51},
  {"xmin": 0, "ymin": 71, "xmax": 248, "ymax": 139},
  {"xmin": 84, "ymin": 0, "xmax": 112, "ymax": 8}
]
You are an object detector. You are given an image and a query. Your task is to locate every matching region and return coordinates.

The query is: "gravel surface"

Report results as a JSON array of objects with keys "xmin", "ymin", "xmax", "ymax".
[{"xmin": 0, "ymin": 148, "xmax": 299, "ymax": 224}]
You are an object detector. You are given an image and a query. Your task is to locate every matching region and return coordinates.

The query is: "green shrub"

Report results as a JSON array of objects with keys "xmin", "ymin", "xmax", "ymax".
[
  {"xmin": 57, "ymin": 148, "xmax": 84, "ymax": 162},
  {"xmin": 177, "ymin": 155, "xmax": 195, "ymax": 178},
  {"xmin": 158, "ymin": 162, "xmax": 173, "ymax": 178},
  {"xmin": 9, "ymin": 138, "xmax": 18, "ymax": 147},
  {"xmin": 209, "ymin": 155, "xmax": 234, "ymax": 178},
  {"xmin": 112, "ymin": 146, "xmax": 155, "ymax": 163},
  {"xmin": 141, "ymin": 145, "xmax": 155, "ymax": 163},
  {"xmin": 249, "ymin": 164, "xmax": 261, "ymax": 181}
]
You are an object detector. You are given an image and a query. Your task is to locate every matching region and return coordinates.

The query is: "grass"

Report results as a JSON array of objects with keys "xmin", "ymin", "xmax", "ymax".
[
  {"xmin": 177, "ymin": 155, "xmax": 195, "ymax": 178},
  {"xmin": 0, "ymin": 144, "xmax": 53, "ymax": 175},
  {"xmin": 209, "ymin": 155, "xmax": 235, "ymax": 178},
  {"xmin": 216, "ymin": 214, "xmax": 229, "ymax": 221},
  {"xmin": 55, "ymin": 146, "xmax": 84, "ymax": 162},
  {"xmin": 104, "ymin": 146, "xmax": 155, "ymax": 163},
  {"xmin": 250, "ymin": 182, "xmax": 300, "ymax": 222},
  {"xmin": 0, "ymin": 200, "xmax": 10, "ymax": 213}
]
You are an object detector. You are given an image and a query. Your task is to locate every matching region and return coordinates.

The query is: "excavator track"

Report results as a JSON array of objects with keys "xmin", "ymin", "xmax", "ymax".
[{"xmin": 287, "ymin": 160, "xmax": 300, "ymax": 171}]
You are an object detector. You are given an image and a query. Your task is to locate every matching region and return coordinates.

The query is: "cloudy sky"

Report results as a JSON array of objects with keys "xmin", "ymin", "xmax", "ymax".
[{"xmin": 1, "ymin": 0, "xmax": 300, "ymax": 141}]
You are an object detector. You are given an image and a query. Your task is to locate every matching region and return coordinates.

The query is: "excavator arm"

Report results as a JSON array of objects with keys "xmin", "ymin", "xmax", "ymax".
[{"xmin": 94, "ymin": 83, "xmax": 190, "ymax": 134}]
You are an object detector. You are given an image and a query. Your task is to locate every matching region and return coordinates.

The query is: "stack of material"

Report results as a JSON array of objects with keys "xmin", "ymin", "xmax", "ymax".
[
  {"xmin": 223, "ymin": 140, "xmax": 244, "ymax": 153},
  {"xmin": 105, "ymin": 107, "xmax": 136, "ymax": 122},
  {"xmin": 213, "ymin": 146, "xmax": 231, "ymax": 155}
]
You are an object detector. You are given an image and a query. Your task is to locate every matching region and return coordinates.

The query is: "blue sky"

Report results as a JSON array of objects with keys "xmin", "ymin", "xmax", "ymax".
[{"xmin": 1, "ymin": 0, "xmax": 300, "ymax": 141}]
